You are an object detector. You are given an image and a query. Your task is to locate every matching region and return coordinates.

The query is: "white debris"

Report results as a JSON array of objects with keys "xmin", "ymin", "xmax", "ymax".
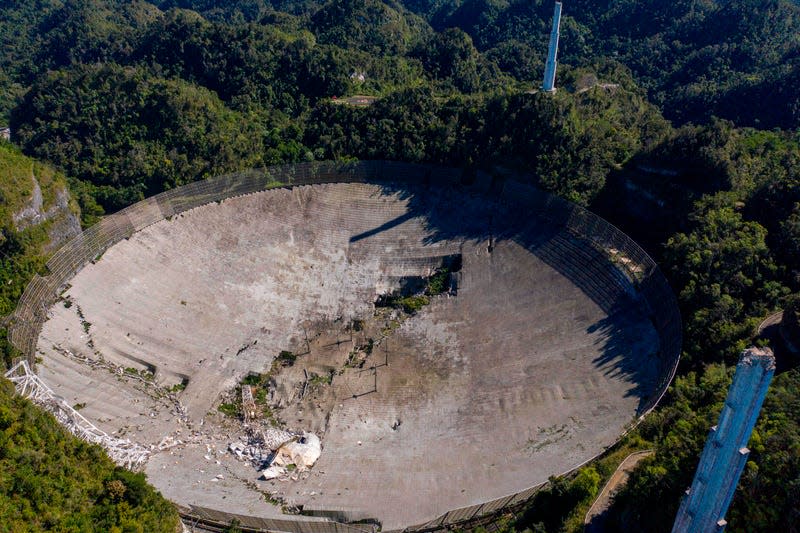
[
  {"xmin": 270, "ymin": 432, "xmax": 321, "ymax": 471},
  {"xmin": 261, "ymin": 465, "xmax": 285, "ymax": 480},
  {"xmin": 3, "ymin": 360, "xmax": 149, "ymax": 470},
  {"xmin": 228, "ymin": 441, "xmax": 246, "ymax": 457},
  {"xmin": 260, "ymin": 427, "xmax": 295, "ymax": 450},
  {"xmin": 157, "ymin": 436, "xmax": 178, "ymax": 451}
]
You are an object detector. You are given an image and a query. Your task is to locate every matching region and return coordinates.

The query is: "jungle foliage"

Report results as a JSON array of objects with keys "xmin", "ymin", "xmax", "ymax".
[
  {"xmin": 0, "ymin": 143, "xmax": 76, "ymax": 367},
  {"xmin": 402, "ymin": 0, "xmax": 800, "ymax": 130},
  {"xmin": 0, "ymin": 1, "xmax": 799, "ymax": 532},
  {"xmin": 0, "ymin": 378, "xmax": 180, "ymax": 532},
  {"xmin": 594, "ymin": 125, "xmax": 800, "ymax": 533}
]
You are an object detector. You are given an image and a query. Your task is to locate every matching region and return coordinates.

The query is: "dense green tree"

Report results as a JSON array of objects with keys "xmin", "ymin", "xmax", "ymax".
[
  {"xmin": 608, "ymin": 364, "xmax": 732, "ymax": 532},
  {"xmin": 413, "ymin": 27, "xmax": 502, "ymax": 93},
  {"xmin": 664, "ymin": 200, "xmax": 786, "ymax": 365},
  {"xmin": 305, "ymin": 80, "xmax": 668, "ymax": 205},
  {"xmin": 311, "ymin": 0, "xmax": 429, "ymax": 56},
  {"xmin": 401, "ymin": 0, "xmax": 800, "ymax": 129},
  {"xmin": 602, "ymin": 124, "xmax": 800, "ymax": 532},
  {"xmin": 0, "ymin": 143, "xmax": 79, "ymax": 320},
  {"xmin": 610, "ymin": 362, "xmax": 800, "ymax": 533},
  {"xmin": 11, "ymin": 63, "xmax": 268, "ymax": 213},
  {"xmin": 516, "ymin": 466, "xmax": 602, "ymax": 531},
  {"xmin": 0, "ymin": 378, "xmax": 180, "ymax": 532}
]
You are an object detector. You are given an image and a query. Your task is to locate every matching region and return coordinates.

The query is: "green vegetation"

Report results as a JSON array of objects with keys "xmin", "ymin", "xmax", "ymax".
[
  {"xmin": 425, "ymin": 266, "xmax": 452, "ymax": 296},
  {"xmin": 168, "ymin": 381, "xmax": 187, "ymax": 393},
  {"xmin": 0, "ymin": 377, "xmax": 180, "ymax": 532},
  {"xmin": 1, "ymin": 0, "xmax": 670, "ymax": 210},
  {"xmin": 0, "ymin": 144, "xmax": 78, "ymax": 366},
  {"xmin": 377, "ymin": 292, "xmax": 430, "ymax": 314},
  {"xmin": 601, "ymin": 363, "xmax": 800, "ymax": 532},
  {"xmin": 13, "ymin": 63, "xmax": 269, "ymax": 215},
  {"xmin": 227, "ymin": 372, "xmax": 280, "ymax": 425},
  {"xmin": 251, "ymin": 384, "xmax": 279, "ymax": 426},
  {"xmin": 649, "ymin": 125, "xmax": 800, "ymax": 368},
  {"xmin": 241, "ymin": 373, "xmax": 262, "ymax": 386},
  {"xmin": 217, "ymin": 402, "xmax": 239, "ymax": 417},
  {"xmin": 0, "ymin": 0, "xmax": 798, "ymax": 531},
  {"xmin": 516, "ymin": 466, "xmax": 602, "ymax": 532},
  {"xmin": 305, "ymin": 81, "xmax": 665, "ymax": 205},
  {"xmin": 223, "ymin": 520, "xmax": 244, "ymax": 533},
  {"xmin": 404, "ymin": 0, "xmax": 800, "ymax": 130},
  {"xmin": 376, "ymin": 266, "xmax": 457, "ymax": 314},
  {"xmin": 122, "ymin": 367, "xmax": 154, "ymax": 381},
  {"xmin": 277, "ymin": 350, "xmax": 297, "ymax": 366},
  {"xmin": 589, "ymin": 125, "xmax": 800, "ymax": 532},
  {"xmin": 309, "ymin": 371, "xmax": 334, "ymax": 386}
]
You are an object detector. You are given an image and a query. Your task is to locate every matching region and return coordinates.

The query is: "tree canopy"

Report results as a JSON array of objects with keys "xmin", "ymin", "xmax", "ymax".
[{"xmin": 0, "ymin": 0, "xmax": 799, "ymax": 531}]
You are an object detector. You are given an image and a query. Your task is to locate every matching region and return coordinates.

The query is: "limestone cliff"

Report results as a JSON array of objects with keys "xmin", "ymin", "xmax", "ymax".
[{"xmin": 1, "ymin": 143, "xmax": 81, "ymax": 253}]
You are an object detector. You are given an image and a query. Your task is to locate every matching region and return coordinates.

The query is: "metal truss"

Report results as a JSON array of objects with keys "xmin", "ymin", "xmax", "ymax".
[
  {"xmin": 242, "ymin": 384, "xmax": 257, "ymax": 424},
  {"xmin": 4, "ymin": 359, "xmax": 150, "ymax": 470}
]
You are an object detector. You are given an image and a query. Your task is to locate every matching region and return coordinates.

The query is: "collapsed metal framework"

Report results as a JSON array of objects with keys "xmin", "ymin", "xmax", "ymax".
[
  {"xmin": 3, "ymin": 359, "xmax": 150, "ymax": 470},
  {"xmin": 242, "ymin": 384, "xmax": 257, "ymax": 424}
]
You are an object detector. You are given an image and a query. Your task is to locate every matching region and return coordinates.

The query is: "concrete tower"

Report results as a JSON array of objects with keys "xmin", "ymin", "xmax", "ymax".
[
  {"xmin": 672, "ymin": 347, "xmax": 775, "ymax": 533},
  {"xmin": 542, "ymin": 2, "xmax": 563, "ymax": 92}
]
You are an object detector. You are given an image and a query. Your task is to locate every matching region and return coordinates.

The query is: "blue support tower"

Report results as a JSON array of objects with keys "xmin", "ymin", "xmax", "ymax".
[
  {"xmin": 542, "ymin": 2, "xmax": 563, "ymax": 92},
  {"xmin": 672, "ymin": 347, "xmax": 775, "ymax": 533}
]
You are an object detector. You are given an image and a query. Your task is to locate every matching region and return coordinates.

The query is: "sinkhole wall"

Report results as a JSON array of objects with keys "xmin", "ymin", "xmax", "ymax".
[{"xmin": 6, "ymin": 160, "xmax": 681, "ymax": 532}]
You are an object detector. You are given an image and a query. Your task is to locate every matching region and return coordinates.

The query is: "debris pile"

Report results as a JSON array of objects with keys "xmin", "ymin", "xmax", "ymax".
[
  {"xmin": 272, "ymin": 432, "xmax": 321, "ymax": 470},
  {"xmin": 227, "ymin": 425, "xmax": 321, "ymax": 480},
  {"xmin": 261, "ymin": 433, "xmax": 322, "ymax": 480},
  {"xmin": 4, "ymin": 359, "xmax": 150, "ymax": 470},
  {"xmin": 228, "ymin": 439, "xmax": 272, "ymax": 466}
]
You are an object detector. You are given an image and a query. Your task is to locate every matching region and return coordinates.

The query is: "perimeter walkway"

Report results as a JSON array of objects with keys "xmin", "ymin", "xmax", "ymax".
[{"xmin": 584, "ymin": 450, "xmax": 654, "ymax": 533}]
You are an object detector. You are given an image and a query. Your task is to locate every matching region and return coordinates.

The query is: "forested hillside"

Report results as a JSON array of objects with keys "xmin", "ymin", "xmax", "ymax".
[
  {"xmin": 0, "ymin": 0, "xmax": 798, "ymax": 532},
  {"xmin": 0, "ymin": 143, "xmax": 180, "ymax": 532},
  {"xmin": 0, "ymin": 144, "xmax": 79, "ymax": 327},
  {"xmin": 402, "ymin": 0, "xmax": 800, "ymax": 129},
  {"xmin": 0, "ymin": 377, "xmax": 180, "ymax": 532}
]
